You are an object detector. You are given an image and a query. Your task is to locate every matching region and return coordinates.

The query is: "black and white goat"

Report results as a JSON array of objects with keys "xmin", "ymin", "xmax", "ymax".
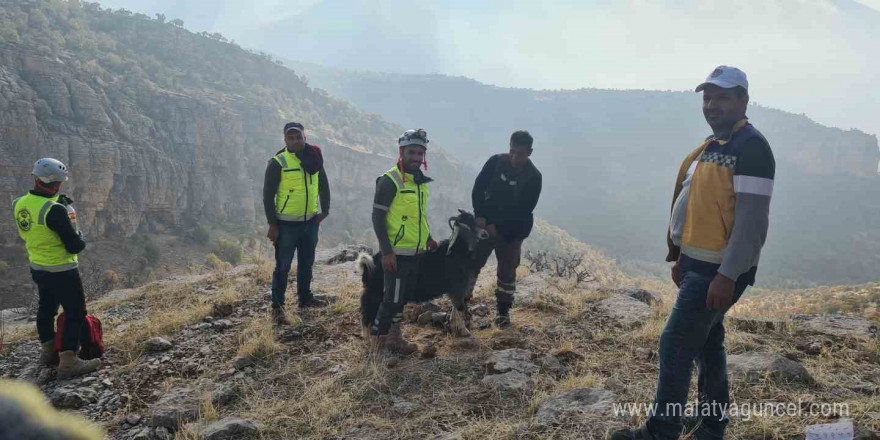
[{"xmin": 357, "ymin": 210, "xmax": 489, "ymax": 338}]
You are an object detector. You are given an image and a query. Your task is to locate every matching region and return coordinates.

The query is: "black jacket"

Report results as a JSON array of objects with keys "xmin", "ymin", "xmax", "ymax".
[{"xmin": 472, "ymin": 154, "xmax": 542, "ymax": 241}]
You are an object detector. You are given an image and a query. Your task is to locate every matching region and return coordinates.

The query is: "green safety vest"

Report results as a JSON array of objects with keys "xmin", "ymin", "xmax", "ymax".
[
  {"xmin": 273, "ymin": 149, "xmax": 320, "ymax": 222},
  {"xmin": 12, "ymin": 193, "xmax": 78, "ymax": 272},
  {"xmin": 383, "ymin": 167, "xmax": 430, "ymax": 256}
]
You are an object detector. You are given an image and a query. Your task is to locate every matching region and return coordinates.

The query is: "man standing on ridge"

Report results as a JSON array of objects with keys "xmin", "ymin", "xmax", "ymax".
[
  {"xmin": 472, "ymin": 130, "xmax": 542, "ymax": 328},
  {"xmin": 370, "ymin": 129, "xmax": 438, "ymax": 354},
  {"xmin": 12, "ymin": 158, "xmax": 100, "ymax": 379},
  {"xmin": 263, "ymin": 122, "xmax": 331, "ymax": 325},
  {"xmin": 611, "ymin": 66, "xmax": 775, "ymax": 440}
]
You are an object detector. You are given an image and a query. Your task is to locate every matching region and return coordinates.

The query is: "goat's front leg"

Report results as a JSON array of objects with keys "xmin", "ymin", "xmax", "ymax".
[
  {"xmin": 449, "ymin": 307, "xmax": 471, "ymax": 338},
  {"xmin": 448, "ymin": 275, "xmax": 477, "ymax": 337}
]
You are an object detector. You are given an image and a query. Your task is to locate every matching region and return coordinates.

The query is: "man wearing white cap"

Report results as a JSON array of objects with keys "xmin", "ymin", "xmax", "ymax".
[
  {"xmin": 369, "ymin": 129, "xmax": 438, "ymax": 354},
  {"xmin": 612, "ymin": 66, "xmax": 775, "ymax": 440}
]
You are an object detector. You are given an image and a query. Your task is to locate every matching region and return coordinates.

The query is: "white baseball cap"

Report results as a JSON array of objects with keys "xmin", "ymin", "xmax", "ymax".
[{"xmin": 695, "ymin": 66, "xmax": 748, "ymax": 92}]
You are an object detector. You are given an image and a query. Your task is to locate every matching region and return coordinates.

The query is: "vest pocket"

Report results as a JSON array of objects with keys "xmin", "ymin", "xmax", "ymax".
[
  {"xmin": 393, "ymin": 225, "xmax": 405, "ymax": 246},
  {"xmin": 279, "ymin": 194, "xmax": 291, "ymax": 213}
]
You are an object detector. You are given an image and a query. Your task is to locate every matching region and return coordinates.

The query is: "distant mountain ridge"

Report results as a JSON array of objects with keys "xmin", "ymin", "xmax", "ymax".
[{"xmin": 289, "ymin": 60, "xmax": 880, "ymax": 286}]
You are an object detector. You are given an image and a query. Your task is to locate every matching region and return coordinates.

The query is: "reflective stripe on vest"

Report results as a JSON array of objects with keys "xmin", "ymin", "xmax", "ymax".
[
  {"xmin": 383, "ymin": 167, "xmax": 430, "ymax": 254},
  {"xmin": 273, "ymin": 149, "xmax": 320, "ymax": 222},
  {"xmin": 13, "ymin": 193, "xmax": 78, "ymax": 272}
]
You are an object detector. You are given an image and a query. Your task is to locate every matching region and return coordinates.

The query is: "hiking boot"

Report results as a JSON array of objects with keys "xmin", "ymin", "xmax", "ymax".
[
  {"xmin": 272, "ymin": 306, "xmax": 289, "ymax": 325},
  {"xmin": 299, "ymin": 294, "xmax": 330, "ymax": 309},
  {"xmin": 493, "ymin": 311, "xmax": 511, "ymax": 328},
  {"xmin": 39, "ymin": 340, "xmax": 59, "ymax": 366},
  {"xmin": 682, "ymin": 416, "xmax": 725, "ymax": 440},
  {"xmin": 682, "ymin": 416, "xmax": 701, "ymax": 433},
  {"xmin": 494, "ymin": 302, "xmax": 512, "ymax": 328},
  {"xmin": 609, "ymin": 426, "xmax": 653, "ymax": 440},
  {"xmin": 379, "ymin": 324, "xmax": 418, "ymax": 355},
  {"xmin": 57, "ymin": 351, "xmax": 100, "ymax": 380}
]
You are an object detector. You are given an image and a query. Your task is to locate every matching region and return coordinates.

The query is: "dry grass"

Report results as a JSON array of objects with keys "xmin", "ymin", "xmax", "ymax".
[
  {"xmin": 235, "ymin": 316, "xmax": 283, "ymax": 360},
  {"xmin": 5, "ymin": 245, "xmax": 878, "ymax": 439},
  {"xmin": 734, "ymin": 283, "xmax": 880, "ymax": 323},
  {"xmin": 94, "ymin": 268, "xmax": 257, "ymax": 362}
]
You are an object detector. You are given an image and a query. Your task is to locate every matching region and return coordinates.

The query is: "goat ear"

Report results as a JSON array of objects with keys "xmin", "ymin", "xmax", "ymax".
[{"xmin": 447, "ymin": 226, "xmax": 460, "ymax": 256}]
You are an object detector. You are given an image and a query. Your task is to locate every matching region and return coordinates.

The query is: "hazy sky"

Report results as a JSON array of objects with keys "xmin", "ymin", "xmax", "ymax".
[{"xmin": 96, "ymin": 0, "xmax": 880, "ymax": 140}]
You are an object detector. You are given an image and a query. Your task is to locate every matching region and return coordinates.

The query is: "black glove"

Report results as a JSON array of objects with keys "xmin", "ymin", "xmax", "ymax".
[{"xmin": 57, "ymin": 194, "xmax": 74, "ymax": 206}]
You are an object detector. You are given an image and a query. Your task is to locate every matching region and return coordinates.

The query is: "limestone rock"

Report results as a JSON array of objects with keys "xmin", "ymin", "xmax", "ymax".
[
  {"xmin": 323, "ymin": 245, "xmax": 372, "ymax": 265},
  {"xmin": 730, "ymin": 317, "xmax": 786, "ymax": 333},
  {"xmin": 232, "ymin": 356, "xmax": 255, "ymax": 370},
  {"xmin": 481, "ymin": 371, "xmax": 533, "ymax": 392},
  {"xmin": 390, "ymin": 397, "xmax": 421, "ymax": 416},
  {"xmin": 616, "ymin": 288, "xmax": 662, "ymax": 306},
  {"xmin": 484, "ymin": 349, "xmax": 539, "ymax": 376},
  {"xmin": 514, "ymin": 274, "xmax": 553, "ymax": 307},
  {"xmin": 128, "ymin": 428, "xmax": 151, "ymax": 440},
  {"xmin": 200, "ymin": 417, "xmax": 259, "ymax": 440},
  {"xmin": 51, "ymin": 387, "xmax": 98, "ymax": 409},
  {"xmin": 212, "ymin": 319, "xmax": 233, "ymax": 330},
  {"xmin": 145, "ymin": 337, "xmax": 173, "ymax": 352},
  {"xmin": 595, "ymin": 295, "xmax": 651, "ymax": 328},
  {"xmin": 538, "ymin": 355, "xmax": 564, "ymax": 377},
  {"xmin": 794, "ymin": 314, "xmax": 878, "ymax": 340},
  {"xmin": 211, "ymin": 303, "xmax": 234, "ymax": 318},
  {"xmin": 470, "ymin": 303, "xmax": 490, "ymax": 317},
  {"xmin": 149, "ymin": 386, "xmax": 201, "ymax": 429},
  {"xmin": 535, "ymin": 388, "xmax": 616, "ymax": 427},
  {"xmin": 727, "ymin": 352, "xmax": 813, "ymax": 384},
  {"xmin": 211, "ymin": 384, "xmax": 238, "ymax": 407}
]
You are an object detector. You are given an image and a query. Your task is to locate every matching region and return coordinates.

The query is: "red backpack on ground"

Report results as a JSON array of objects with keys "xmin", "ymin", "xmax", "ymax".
[{"xmin": 54, "ymin": 313, "xmax": 105, "ymax": 360}]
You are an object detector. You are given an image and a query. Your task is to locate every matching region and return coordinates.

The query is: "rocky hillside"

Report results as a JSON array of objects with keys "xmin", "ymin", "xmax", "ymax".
[
  {"xmin": 1, "ymin": 243, "xmax": 877, "ymax": 439},
  {"xmin": 0, "ymin": 0, "xmax": 471, "ymax": 254},
  {"xmin": 289, "ymin": 61, "xmax": 880, "ymax": 287}
]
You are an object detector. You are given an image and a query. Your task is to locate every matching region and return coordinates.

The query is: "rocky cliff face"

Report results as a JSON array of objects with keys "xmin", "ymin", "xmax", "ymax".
[{"xmin": 0, "ymin": 42, "xmax": 470, "ymax": 252}]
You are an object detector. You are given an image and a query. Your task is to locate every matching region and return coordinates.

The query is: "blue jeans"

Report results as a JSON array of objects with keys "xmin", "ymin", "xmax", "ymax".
[
  {"xmin": 271, "ymin": 220, "xmax": 319, "ymax": 307},
  {"xmin": 646, "ymin": 269, "xmax": 750, "ymax": 440}
]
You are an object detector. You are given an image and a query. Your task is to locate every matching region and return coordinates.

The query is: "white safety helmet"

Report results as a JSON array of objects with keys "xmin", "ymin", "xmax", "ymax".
[
  {"xmin": 398, "ymin": 129, "xmax": 429, "ymax": 148},
  {"xmin": 32, "ymin": 158, "xmax": 69, "ymax": 184}
]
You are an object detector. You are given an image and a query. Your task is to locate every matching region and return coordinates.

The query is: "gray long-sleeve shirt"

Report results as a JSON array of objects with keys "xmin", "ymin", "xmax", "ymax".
[{"xmin": 718, "ymin": 138, "xmax": 775, "ymax": 280}]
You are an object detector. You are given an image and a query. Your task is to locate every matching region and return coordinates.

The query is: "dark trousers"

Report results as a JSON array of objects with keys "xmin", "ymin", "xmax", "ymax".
[
  {"xmin": 371, "ymin": 256, "xmax": 419, "ymax": 336},
  {"xmin": 271, "ymin": 220, "xmax": 319, "ymax": 307},
  {"xmin": 32, "ymin": 268, "xmax": 86, "ymax": 352},
  {"xmin": 474, "ymin": 236, "xmax": 523, "ymax": 306},
  {"xmin": 646, "ymin": 269, "xmax": 750, "ymax": 439}
]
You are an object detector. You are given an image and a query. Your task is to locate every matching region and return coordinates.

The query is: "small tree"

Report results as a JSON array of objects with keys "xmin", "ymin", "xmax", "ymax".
[
  {"xmin": 526, "ymin": 250, "xmax": 593, "ymax": 286},
  {"xmin": 212, "ymin": 236, "xmax": 242, "ymax": 265}
]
